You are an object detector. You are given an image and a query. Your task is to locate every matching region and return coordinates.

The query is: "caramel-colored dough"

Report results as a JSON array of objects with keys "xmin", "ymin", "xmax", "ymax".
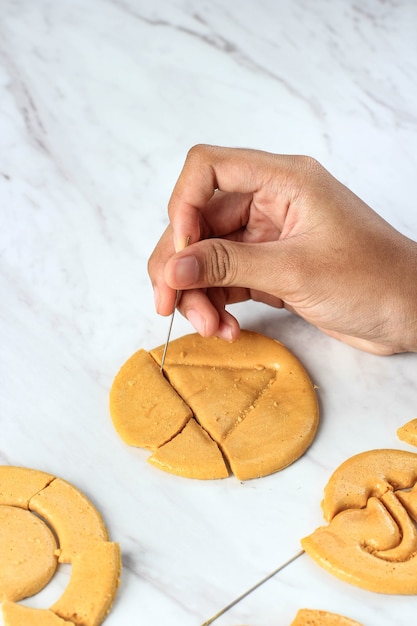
[
  {"xmin": 29, "ymin": 477, "xmax": 109, "ymax": 562},
  {"xmin": 397, "ymin": 418, "xmax": 417, "ymax": 447},
  {"xmin": 0, "ymin": 465, "xmax": 54, "ymax": 508},
  {"xmin": 149, "ymin": 417, "xmax": 229, "ymax": 479},
  {"xmin": 302, "ymin": 449, "xmax": 417, "ymax": 593},
  {"xmin": 0, "ymin": 505, "xmax": 57, "ymax": 602},
  {"xmin": 0, "ymin": 466, "xmax": 121, "ymax": 626},
  {"xmin": 110, "ymin": 348, "xmax": 192, "ymax": 448},
  {"xmin": 291, "ymin": 608, "xmax": 363, "ymax": 625},
  {"xmin": 2, "ymin": 602, "xmax": 74, "ymax": 626},
  {"xmin": 110, "ymin": 331, "xmax": 319, "ymax": 480},
  {"xmin": 51, "ymin": 542, "xmax": 121, "ymax": 626}
]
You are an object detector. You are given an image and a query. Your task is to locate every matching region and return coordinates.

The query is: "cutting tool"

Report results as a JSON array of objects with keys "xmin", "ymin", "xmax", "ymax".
[
  {"xmin": 160, "ymin": 235, "xmax": 190, "ymax": 372},
  {"xmin": 200, "ymin": 549, "xmax": 305, "ymax": 625}
]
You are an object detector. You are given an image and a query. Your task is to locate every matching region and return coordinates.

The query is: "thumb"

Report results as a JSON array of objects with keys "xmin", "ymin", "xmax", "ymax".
[{"xmin": 164, "ymin": 238, "xmax": 287, "ymax": 295}]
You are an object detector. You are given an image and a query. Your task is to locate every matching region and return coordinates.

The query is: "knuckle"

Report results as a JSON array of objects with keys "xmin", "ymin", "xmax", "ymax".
[{"xmin": 206, "ymin": 241, "xmax": 235, "ymax": 286}]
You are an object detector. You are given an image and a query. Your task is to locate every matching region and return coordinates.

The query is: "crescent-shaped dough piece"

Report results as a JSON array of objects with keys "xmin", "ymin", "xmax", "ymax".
[
  {"xmin": 321, "ymin": 449, "xmax": 417, "ymax": 521},
  {"xmin": 29, "ymin": 478, "xmax": 109, "ymax": 563},
  {"xmin": 290, "ymin": 608, "xmax": 363, "ymax": 625},
  {"xmin": 110, "ymin": 348, "xmax": 192, "ymax": 449},
  {"xmin": 51, "ymin": 541, "xmax": 121, "ymax": 626},
  {"xmin": 397, "ymin": 418, "xmax": 417, "ymax": 447},
  {"xmin": 148, "ymin": 418, "xmax": 229, "ymax": 479},
  {"xmin": 0, "ymin": 465, "xmax": 54, "ymax": 508},
  {"xmin": 2, "ymin": 602, "xmax": 74, "ymax": 626},
  {"xmin": 0, "ymin": 505, "xmax": 57, "ymax": 602}
]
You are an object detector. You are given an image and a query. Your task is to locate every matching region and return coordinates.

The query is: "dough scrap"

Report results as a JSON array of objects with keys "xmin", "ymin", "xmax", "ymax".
[
  {"xmin": 110, "ymin": 331, "xmax": 319, "ymax": 480},
  {"xmin": 397, "ymin": 418, "xmax": 417, "ymax": 447},
  {"xmin": 0, "ymin": 505, "xmax": 57, "ymax": 602},
  {"xmin": 290, "ymin": 608, "xmax": 363, "ymax": 625},
  {"xmin": 302, "ymin": 449, "xmax": 417, "ymax": 593}
]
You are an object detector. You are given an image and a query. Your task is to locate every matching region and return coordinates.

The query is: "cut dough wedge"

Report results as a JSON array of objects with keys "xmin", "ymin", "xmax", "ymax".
[
  {"xmin": 149, "ymin": 418, "xmax": 229, "ymax": 479},
  {"xmin": 111, "ymin": 331, "xmax": 319, "ymax": 480},
  {"xmin": 110, "ymin": 348, "xmax": 192, "ymax": 448}
]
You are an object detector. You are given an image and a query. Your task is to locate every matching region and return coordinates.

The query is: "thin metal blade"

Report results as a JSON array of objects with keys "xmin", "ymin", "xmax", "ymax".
[
  {"xmin": 200, "ymin": 549, "xmax": 305, "ymax": 626},
  {"xmin": 160, "ymin": 235, "xmax": 190, "ymax": 372},
  {"xmin": 160, "ymin": 288, "xmax": 180, "ymax": 372}
]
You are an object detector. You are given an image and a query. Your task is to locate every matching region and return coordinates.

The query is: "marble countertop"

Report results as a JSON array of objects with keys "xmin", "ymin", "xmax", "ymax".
[{"xmin": 1, "ymin": 1, "xmax": 417, "ymax": 625}]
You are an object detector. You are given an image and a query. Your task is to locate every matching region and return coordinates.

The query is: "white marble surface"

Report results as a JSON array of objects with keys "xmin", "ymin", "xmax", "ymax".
[{"xmin": 1, "ymin": 1, "xmax": 417, "ymax": 625}]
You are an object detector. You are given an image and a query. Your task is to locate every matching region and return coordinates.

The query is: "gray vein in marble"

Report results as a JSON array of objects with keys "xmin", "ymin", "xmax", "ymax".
[{"xmin": 109, "ymin": 0, "xmax": 327, "ymax": 122}]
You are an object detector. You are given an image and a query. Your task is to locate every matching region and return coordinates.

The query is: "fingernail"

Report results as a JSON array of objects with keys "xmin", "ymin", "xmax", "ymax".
[
  {"xmin": 174, "ymin": 255, "xmax": 199, "ymax": 287},
  {"xmin": 186, "ymin": 309, "xmax": 206, "ymax": 335},
  {"xmin": 153, "ymin": 286, "xmax": 160, "ymax": 312}
]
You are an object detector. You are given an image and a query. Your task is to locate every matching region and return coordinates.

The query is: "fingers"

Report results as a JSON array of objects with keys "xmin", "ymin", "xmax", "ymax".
[
  {"xmin": 168, "ymin": 145, "xmax": 298, "ymax": 250},
  {"xmin": 164, "ymin": 237, "xmax": 293, "ymax": 297},
  {"xmin": 148, "ymin": 225, "xmax": 177, "ymax": 316},
  {"xmin": 177, "ymin": 288, "xmax": 243, "ymax": 340}
]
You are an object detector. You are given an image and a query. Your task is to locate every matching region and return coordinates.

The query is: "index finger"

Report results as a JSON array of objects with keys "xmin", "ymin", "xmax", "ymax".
[{"xmin": 168, "ymin": 144, "xmax": 280, "ymax": 251}]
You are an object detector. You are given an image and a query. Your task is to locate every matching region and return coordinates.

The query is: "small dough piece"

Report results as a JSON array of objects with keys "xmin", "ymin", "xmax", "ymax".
[
  {"xmin": 397, "ymin": 418, "xmax": 417, "ymax": 446},
  {"xmin": 2, "ymin": 602, "xmax": 74, "ymax": 626},
  {"xmin": 149, "ymin": 418, "xmax": 229, "ymax": 479},
  {"xmin": 302, "ymin": 449, "xmax": 417, "ymax": 594},
  {"xmin": 0, "ymin": 465, "xmax": 54, "ymax": 508},
  {"xmin": 290, "ymin": 608, "xmax": 363, "ymax": 625},
  {"xmin": 110, "ymin": 348, "xmax": 192, "ymax": 448},
  {"xmin": 29, "ymin": 478, "xmax": 109, "ymax": 562},
  {"xmin": 51, "ymin": 542, "xmax": 121, "ymax": 626},
  {"xmin": 0, "ymin": 505, "xmax": 57, "ymax": 602}
]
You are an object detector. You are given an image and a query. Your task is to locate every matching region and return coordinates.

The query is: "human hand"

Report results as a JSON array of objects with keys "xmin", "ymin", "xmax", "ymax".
[{"xmin": 148, "ymin": 145, "xmax": 417, "ymax": 355}]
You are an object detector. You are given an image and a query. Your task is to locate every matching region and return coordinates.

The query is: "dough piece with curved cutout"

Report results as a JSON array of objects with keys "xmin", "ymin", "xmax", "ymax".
[
  {"xmin": 290, "ymin": 608, "xmax": 363, "ymax": 625},
  {"xmin": 2, "ymin": 602, "xmax": 74, "ymax": 626},
  {"xmin": 111, "ymin": 331, "xmax": 319, "ymax": 480},
  {"xmin": 302, "ymin": 449, "xmax": 417, "ymax": 594},
  {"xmin": 0, "ymin": 505, "xmax": 57, "ymax": 602},
  {"xmin": 397, "ymin": 418, "xmax": 417, "ymax": 447},
  {"xmin": 29, "ymin": 477, "xmax": 109, "ymax": 562},
  {"xmin": 51, "ymin": 542, "xmax": 121, "ymax": 626}
]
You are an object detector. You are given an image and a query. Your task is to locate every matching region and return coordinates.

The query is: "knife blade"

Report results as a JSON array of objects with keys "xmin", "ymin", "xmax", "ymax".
[
  {"xmin": 200, "ymin": 549, "xmax": 305, "ymax": 626},
  {"xmin": 160, "ymin": 235, "xmax": 190, "ymax": 372}
]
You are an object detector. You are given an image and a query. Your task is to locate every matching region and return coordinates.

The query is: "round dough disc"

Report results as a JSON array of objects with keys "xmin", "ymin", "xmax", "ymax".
[
  {"xmin": 110, "ymin": 331, "xmax": 319, "ymax": 480},
  {"xmin": 0, "ymin": 505, "xmax": 58, "ymax": 602}
]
